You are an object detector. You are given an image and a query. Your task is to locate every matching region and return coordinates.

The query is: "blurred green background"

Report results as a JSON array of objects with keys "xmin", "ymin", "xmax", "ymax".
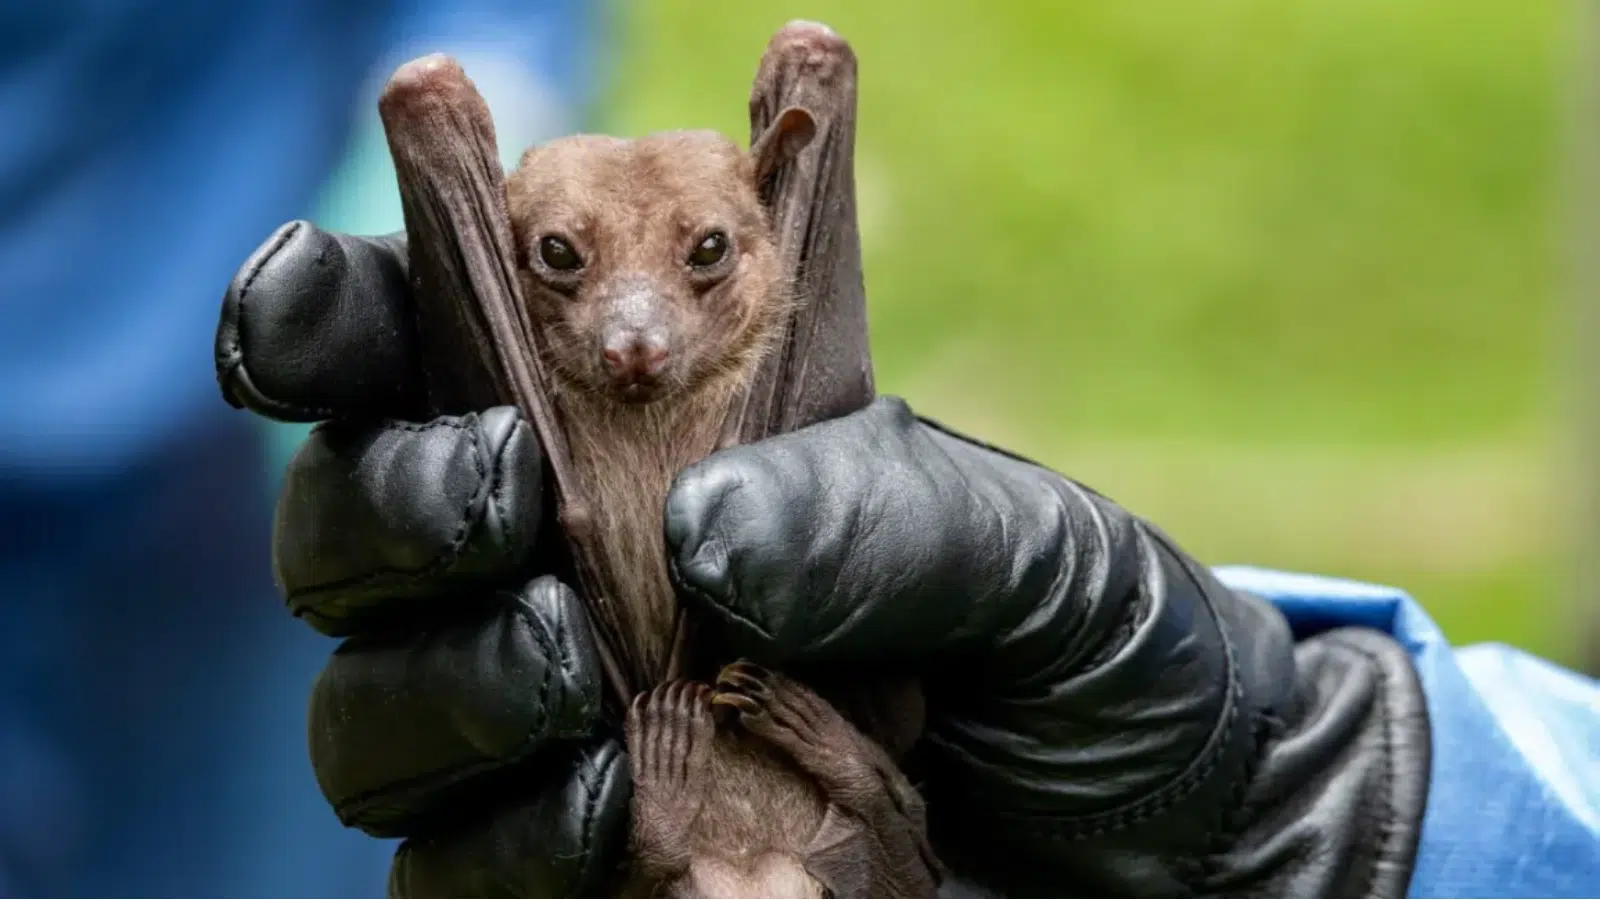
[{"xmin": 590, "ymin": 0, "xmax": 1578, "ymax": 664}]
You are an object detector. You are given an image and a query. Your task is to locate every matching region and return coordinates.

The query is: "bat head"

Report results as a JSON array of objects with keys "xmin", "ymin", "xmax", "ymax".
[{"xmin": 507, "ymin": 108, "xmax": 816, "ymax": 405}]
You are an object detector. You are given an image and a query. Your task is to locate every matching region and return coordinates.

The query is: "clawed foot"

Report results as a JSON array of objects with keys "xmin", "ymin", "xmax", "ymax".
[
  {"xmin": 709, "ymin": 662, "xmax": 944, "ymax": 896},
  {"xmin": 711, "ymin": 661, "xmax": 874, "ymax": 799},
  {"xmin": 625, "ymin": 680, "xmax": 716, "ymax": 879},
  {"xmin": 712, "ymin": 661, "xmax": 825, "ymax": 744}
]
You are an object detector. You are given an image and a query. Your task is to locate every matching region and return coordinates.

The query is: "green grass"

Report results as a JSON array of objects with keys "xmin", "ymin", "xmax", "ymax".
[{"xmin": 593, "ymin": 0, "xmax": 1581, "ymax": 664}]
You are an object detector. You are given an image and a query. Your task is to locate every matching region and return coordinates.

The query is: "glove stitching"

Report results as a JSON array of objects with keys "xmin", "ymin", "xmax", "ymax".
[
  {"xmin": 574, "ymin": 745, "xmax": 608, "ymax": 883},
  {"xmin": 522, "ymin": 600, "xmax": 560, "ymax": 740},
  {"xmin": 488, "ymin": 423, "xmax": 514, "ymax": 555},
  {"xmin": 236, "ymin": 222, "xmax": 298, "ymax": 318},
  {"xmin": 1193, "ymin": 636, "xmax": 1403, "ymax": 898},
  {"xmin": 1189, "ymin": 716, "xmax": 1273, "ymax": 891},
  {"xmin": 217, "ymin": 222, "xmax": 295, "ymax": 385},
  {"xmin": 384, "ymin": 419, "xmax": 468, "ymax": 434},
  {"xmin": 918, "ymin": 412, "xmax": 1257, "ymax": 849},
  {"xmin": 921, "ymin": 413, "xmax": 1138, "ymax": 524},
  {"xmin": 287, "ymin": 416, "xmax": 509, "ymax": 609},
  {"xmin": 544, "ymin": 586, "xmax": 593, "ymax": 729}
]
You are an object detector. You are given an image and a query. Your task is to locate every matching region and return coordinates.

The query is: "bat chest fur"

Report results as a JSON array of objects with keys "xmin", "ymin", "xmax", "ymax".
[
  {"xmin": 556, "ymin": 376, "xmax": 742, "ymax": 687},
  {"xmin": 672, "ymin": 734, "xmax": 832, "ymax": 898}
]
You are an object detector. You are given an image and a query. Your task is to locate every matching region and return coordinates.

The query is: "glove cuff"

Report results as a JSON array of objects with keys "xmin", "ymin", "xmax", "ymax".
[{"xmin": 910, "ymin": 416, "xmax": 1430, "ymax": 897}]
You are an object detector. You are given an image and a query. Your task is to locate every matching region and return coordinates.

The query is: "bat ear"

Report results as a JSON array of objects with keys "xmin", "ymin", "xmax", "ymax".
[{"xmin": 750, "ymin": 106, "xmax": 817, "ymax": 185}]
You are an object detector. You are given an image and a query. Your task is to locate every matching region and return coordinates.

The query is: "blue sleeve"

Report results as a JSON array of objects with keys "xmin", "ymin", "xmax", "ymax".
[{"xmin": 1212, "ymin": 565, "xmax": 1600, "ymax": 898}]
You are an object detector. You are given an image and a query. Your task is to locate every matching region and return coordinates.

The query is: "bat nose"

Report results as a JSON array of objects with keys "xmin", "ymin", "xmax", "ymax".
[{"xmin": 602, "ymin": 335, "xmax": 670, "ymax": 385}]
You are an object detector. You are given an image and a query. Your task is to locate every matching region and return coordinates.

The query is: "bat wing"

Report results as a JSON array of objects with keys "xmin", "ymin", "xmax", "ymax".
[
  {"xmin": 723, "ymin": 22, "xmax": 876, "ymax": 447},
  {"xmin": 378, "ymin": 54, "xmax": 629, "ymax": 701}
]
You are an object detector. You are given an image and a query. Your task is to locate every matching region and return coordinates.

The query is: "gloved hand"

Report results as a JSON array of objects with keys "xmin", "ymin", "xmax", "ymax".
[
  {"xmin": 217, "ymin": 223, "xmax": 629, "ymax": 897},
  {"xmin": 665, "ymin": 405, "xmax": 1433, "ymax": 897},
  {"xmin": 218, "ymin": 222, "xmax": 1431, "ymax": 898}
]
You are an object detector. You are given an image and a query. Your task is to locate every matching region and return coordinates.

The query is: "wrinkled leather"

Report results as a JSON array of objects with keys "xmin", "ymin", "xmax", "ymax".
[
  {"xmin": 275, "ymin": 406, "xmax": 545, "ymax": 635},
  {"xmin": 217, "ymin": 220, "xmax": 1431, "ymax": 898},
  {"xmin": 667, "ymin": 397, "xmax": 1431, "ymax": 897},
  {"xmin": 216, "ymin": 221, "xmax": 422, "ymax": 422},
  {"xmin": 1206, "ymin": 627, "xmax": 1431, "ymax": 898},
  {"xmin": 218, "ymin": 226, "xmax": 626, "ymax": 897},
  {"xmin": 311, "ymin": 576, "xmax": 603, "ymax": 837},
  {"xmin": 388, "ymin": 739, "xmax": 632, "ymax": 899}
]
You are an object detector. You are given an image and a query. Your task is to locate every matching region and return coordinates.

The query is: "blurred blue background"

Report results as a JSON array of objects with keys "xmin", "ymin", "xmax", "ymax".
[{"xmin": 0, "ymin": 0, "xmax": 1593, "ymax": 895}]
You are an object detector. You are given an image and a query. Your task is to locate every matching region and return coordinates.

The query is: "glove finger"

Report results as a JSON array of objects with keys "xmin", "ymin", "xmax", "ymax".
[
  {"xmin": 665, "ymin": 395, "xmax": 1095, "ymax": 664},
  {"xmin": 216, "ymin": 221, "xmax": 425, "ymax": 422},
  {"xmin": 274, "ymin": 406, "xmax": 545, "ymax": 636},
  {"xmin": 311, "ymin": 576, "xmax": 605, "ymax": 838},
  {"xmin": 388, "ymin": 737, "xmax": 631, "ymax": 899}
]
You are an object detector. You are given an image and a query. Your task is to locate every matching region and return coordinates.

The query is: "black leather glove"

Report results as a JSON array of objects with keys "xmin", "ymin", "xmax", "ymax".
[
  {"xmin": 665, "ymin": 403, "xmax": 1433, "ymax": 897},
  {"xmin": 219, "ymin": 221, "xmax": 1431, "ymax": 898},
  {"xmin": 217, "ymin": 223, "xmax": 629, "ymax": 897}
]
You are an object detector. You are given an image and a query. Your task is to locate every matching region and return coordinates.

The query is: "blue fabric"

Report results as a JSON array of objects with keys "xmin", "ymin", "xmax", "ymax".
[
  {"xmin": 0, "ymin": 0, "xmax": 601, "ymax": 482},
  {"xmin": 0, "ymin": 0, "xmax": 599, "ymax": 895},
  {"xmin": 1213, "ymin": 565, "xmax": 1600, "ymax": 898},
  {"xmin": 0, "ymin": 0, "xmax": 390, "ymax": 479},
  {"xmin": 0, "ymin": 417, "xmax": 399, "ymax": 897}
]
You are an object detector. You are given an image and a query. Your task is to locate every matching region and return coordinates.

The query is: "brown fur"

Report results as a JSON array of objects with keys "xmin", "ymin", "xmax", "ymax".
[
  {"xmin": 507, "ymin": 130, "xmax": 794, "ymax": 687},
  {"xmin": 506, "ymin": 123, "xmax": 941, "ymax": 898},
  {"xmin": 622, "ymin": 667, "xmax": 941, "ymax": 899}
]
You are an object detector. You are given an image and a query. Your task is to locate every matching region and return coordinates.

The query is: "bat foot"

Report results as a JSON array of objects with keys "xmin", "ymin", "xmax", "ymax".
[
  {"xmin": 625, "ymin": 680, "xmax": 715, "ymax": 880},
  {"xmin": 711, "ymin": 661, "xmax": 875, "ymax": 798},
  {"xmin": 713, "ymin": 662, "xmax": 945, "ymax": 896}
]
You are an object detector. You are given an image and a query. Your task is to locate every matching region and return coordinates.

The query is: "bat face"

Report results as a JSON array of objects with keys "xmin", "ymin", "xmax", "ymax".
[{"xmin": 506, "ymin": 131, "xmax": 791, "ymax": 406}]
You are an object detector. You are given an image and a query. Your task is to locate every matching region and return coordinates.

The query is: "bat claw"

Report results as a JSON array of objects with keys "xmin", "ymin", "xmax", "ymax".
[
  {"xmin": 716, "ymin": 659, "xmax": 773, "ymax": 686},
  {"xmin": 710, "ymin": 692, "xmax": 762, "ymax": 717}
]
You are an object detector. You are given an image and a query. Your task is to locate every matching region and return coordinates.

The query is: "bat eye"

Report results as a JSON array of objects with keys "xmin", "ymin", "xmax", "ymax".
[
  {"xmin": 539, "ymin": 236, "xmax": 583, "ymax": 271},
  {"xmin": 687, "ymin": 232, "xmax": 729, "ymax": 268}
]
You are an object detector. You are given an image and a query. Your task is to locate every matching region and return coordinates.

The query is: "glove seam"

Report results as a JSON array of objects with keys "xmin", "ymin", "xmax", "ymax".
[
  {"xmin": 286, "ymin": 416, "xmax": 499, "ymax": 610},
  {"xmin": 488, "ymin": 418, "xmax": 515, "ymax": 564},
  {"xmin": 523, "ymin": 593, "xmax": 560, "ymax": 744},
  {"xmin": 1194, "ymin": 631, "xmax": 1420, "ymax": 898},
  {"xmin": 917, "ymin": 412, "xmax": 1130, "ymax": 514},
  {"xmin": 216, "ymin": 221, "xmax": 294, "ymax": 397},
  {"xmin": 1189, "ymin": 715, "xmax": 1274, "ymax": 890},
  {"xmin": 574, "ymin": 743, "xmax": 609, "ymax": 886},
  {"xmin": 517, "ymin": 584, "xmax": 600, "ymax": 743}
]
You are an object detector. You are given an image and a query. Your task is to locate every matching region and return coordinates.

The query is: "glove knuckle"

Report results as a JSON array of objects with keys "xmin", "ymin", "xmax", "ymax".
[{"xmin": 274, "ymin": 412, "xmax": 543, "ymax": 634}]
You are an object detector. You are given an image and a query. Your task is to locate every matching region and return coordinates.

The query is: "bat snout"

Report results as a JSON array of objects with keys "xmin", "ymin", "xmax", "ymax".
[{"xmin": 601, "ymin": 331, "xmax": 672, "ymax": 399}]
